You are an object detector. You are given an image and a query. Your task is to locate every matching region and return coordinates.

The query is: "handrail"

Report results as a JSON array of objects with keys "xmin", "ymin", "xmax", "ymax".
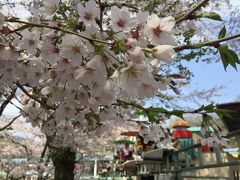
[
  {"xmin": 171, "ymin": 143, "xmax": 201, "ymax": 154},
  {"xmin": 175, "ymin": 161, "xmax": 240, "ymax": 172}
]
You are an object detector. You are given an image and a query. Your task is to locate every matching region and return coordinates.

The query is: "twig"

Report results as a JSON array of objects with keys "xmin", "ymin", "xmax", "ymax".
[
  {"xmin": 8, "ymin": 135, "xmax": 32, "ymax": 159},
  {"xmin": 98, "ymin": 0, "xmax": 104, "ymax": 32},
  {"xmin": 5, "ymin": 18, "xmax": 113, "ymax": 45},
  {"xmin": 174, "ymin": 33, "xmax": 240, "ymax": 52},
  {"xmin": 176, "ymin": 0, "xmax": 210, "ymax": 24},
  {"xmin": 0, "ymin": 88, "xmax": 17, "ymax": 116},
  {"xmin": 116, "ymin": 99, "xmax": 218, "ymax": 117},
  {"xmin": 16, "ymin": 82, "xmax": 56, "ymax": 110},
  {"xmin": 0, "ymin": 115, "xmax": 21, "ymax": 131},
  {"xmin": 40, "ymin": 141, "xmax": 48, "ymax": 163}
]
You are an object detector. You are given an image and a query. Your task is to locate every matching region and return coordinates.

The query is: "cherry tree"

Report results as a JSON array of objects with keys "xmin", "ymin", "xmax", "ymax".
[{"xmin": 0, "ymin": 0, "xmax": 240, "ymax": 179}]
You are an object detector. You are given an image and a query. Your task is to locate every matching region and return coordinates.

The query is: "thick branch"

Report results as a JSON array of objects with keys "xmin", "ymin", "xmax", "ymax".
[
  {"xmin": 16, "ymin": 82, "xmax": 56, "ymax": 110},
  {"xmin": 5, "ymin": 19, "xmax": 113, "ymax": 45},
  {"xmin": 176, "ymin": 0, "xmax": 210, "ymax": 24},
  {"xmin": 0, "ymin": 115, "xmax": 21, "ymax": 131},
  {"xmin": 0, "ymin": 88, "xmax": 17, "ymax": 116},
  {"xmin": 175, "ymin": 33, "xmax": 240, "ymax": 52}
]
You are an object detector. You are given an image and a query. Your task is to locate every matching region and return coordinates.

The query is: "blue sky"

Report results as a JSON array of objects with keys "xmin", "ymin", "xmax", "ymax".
[{"xmin": 182, "ymin": 60, "xmax": 240, "ymax": 105}]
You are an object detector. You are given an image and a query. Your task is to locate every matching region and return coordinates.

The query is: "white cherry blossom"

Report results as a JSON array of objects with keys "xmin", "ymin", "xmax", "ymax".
[
  {"xmin": 111, "ymin": 6, "xmax": 136, "ymax": 32},
  {"xmin": 128, "ymin": 46, "xmax": 146, "ymax": 64},
  {"xmin": 145, "ymin": 14, "xmax": 176, "ymax": 45},
  {"xmin": 40, "ymin": 0, "xmax": 60, "ymax": 18},
  {"xmin": 152, "ymin": 45, "xmax": 176, "ymax": 63},
  {"xmin": 18, "ymin": 30, "xmax": 41, "ymax": 54},
  {"xmin": 77, "ymin": 0, "xmax": 100, "ymax": 27},
  {"xmin": 60, "ymin": 34, "xmax": 88, "ymax": 66}
]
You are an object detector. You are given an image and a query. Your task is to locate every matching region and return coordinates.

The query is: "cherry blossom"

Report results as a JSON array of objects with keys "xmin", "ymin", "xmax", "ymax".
[
  {"xmin": 128, "ymin": 46, "xmax": 146, "ymax": 64},
  {"xmin": 111, "ymin": 6, "xmax": 136, "ymax": 32},
  {"xmin": 152, "ymin": 45, "xmax": 176, "ymax": 63},
  {"xmin": 60, "ymin": 34, "xmax": 89, "ymax": 66},
  {"xmin": 40, "ymin": 0, "xmax": 60, "ymax": 18},
  {"xmin": 77, "ymin": 0, "xmax": 100, "ymax": 27},
  {"xmin": 145, "ymin": 14, "xmax": 176, "ymax": 45},
  {"xmin": 18, "ymin": 30, "xmax": 41, "ymax": 54}
]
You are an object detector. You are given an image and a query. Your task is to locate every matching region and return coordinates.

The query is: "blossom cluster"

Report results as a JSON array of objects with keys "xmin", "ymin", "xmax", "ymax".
[
  {"xmin": 0, "ymin": 0, "xmax": 234, "ymax": 153},
  {"xmin": 200, "ymin": 126, "xmax": 229, "ymax": 147},
  {"xmin": 0, "ymin": 0, "xmax": 178, "ymax": 148},
  {"xmin": 139, "ymin": 124, "xmax": 172, "ymax": 148}
]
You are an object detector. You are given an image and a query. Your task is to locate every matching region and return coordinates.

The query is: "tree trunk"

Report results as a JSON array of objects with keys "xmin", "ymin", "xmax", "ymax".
[{"xmin": 49, "ymin": 147, "xmax": 76, "ymax": 180}]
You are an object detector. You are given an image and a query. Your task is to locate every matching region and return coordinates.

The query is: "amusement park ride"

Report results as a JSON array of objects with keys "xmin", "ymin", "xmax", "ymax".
[{"xmin": 111, "ymin": 103, "xmax": 240, "ymax": 180}]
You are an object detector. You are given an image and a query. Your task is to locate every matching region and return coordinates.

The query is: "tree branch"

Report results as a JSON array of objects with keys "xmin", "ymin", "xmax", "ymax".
[
  {"xmin": 176, "ymin": 0, "xmax": 210, "ymax": 24},
  {"xmin": 97, "ymin": 0, "xmax": 104, "ymax": 32},
  {"xmin": 0, "ymin": 115, "xmax": 21, "ymax": 131},
  {"xmin": 5, "ymin": 18, "xmax": 113, "ymax": 45},
  {"xmin": 0, "ymin": 88, "xmax": 17, "ymax": 116},
  {"xmin": 175, "ymin": 32, "xmax": 240, "ymax": 52},
  {"xmin": 40, "ymin": 141, "xmax": 48, "ymax": 163},
  {"xmin": 116, "ymin": 99, "xmax": 223, "ymax": 120},
  {"xmin": 16, "ymin": 82, "xmax": 56, "ymax": 110},
  {"xmin": 8, "ymin": 135, "xmax": 32, "ymax": 159}
]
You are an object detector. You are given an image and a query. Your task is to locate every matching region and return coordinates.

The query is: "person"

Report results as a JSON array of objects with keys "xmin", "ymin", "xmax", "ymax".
[
  {"xmin": 123, "ymin": 143, "xmax": 133, "ymax": 160},
  {"xmin": 119, "ymin": 148, "xmax": 125, "ymax": 162}
]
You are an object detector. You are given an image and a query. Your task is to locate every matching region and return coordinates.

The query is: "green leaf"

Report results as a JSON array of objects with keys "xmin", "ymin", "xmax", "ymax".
[
  {"xmin": 202, "ymin": 114, "xmax": 213, "ymax": 122},
  {"xmin": 228, "ymin": 49, "xmax": 240, "ymax": 64},
  {"xmin": 218, "ymin": 26, "xmax": 226, "ymax": 39},
  {"xmin": 219, "ymin": 46, "xmax": 229, "ymax": 70},
  {"xmin": 114, "ymin": 139, "xmax": 135, "ymax": 145},
  {"xmin": 146, "ymin": 111, "xmax": 155, "ymax": 123},
  {"xmin": 174, "ymin": 12, "xmax": 185, "ymax": 20},
  {"xmin": 203, "ymin": 103, "xmax": 215, "ymax": 112},
  {"xmin": 17, "ymin": 24, "xmax": 30, "ymax": 31},
  {"xmin": 115, "ymin": 39, "xmax": 126, "ymax": 53},
  {"xmin": 218, "ymin": 45, "xmax": 239, "ymax": 71},
  {"xmin": 171, "ymin": 110, "xmax": 184, "ymax": 119},
  {"xmin": 197, "ymin": 12, "xmax": 223, "ymax": 21}
]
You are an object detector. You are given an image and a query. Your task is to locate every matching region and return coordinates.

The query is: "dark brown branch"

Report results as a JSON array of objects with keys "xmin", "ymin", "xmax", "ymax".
[
  {"xmin": 40, "ymin": 141, "xmax": 48, "ymax": 163},
  {"xmin": 16, "ymin": 82, "xmax": 56, "ymax": 110},
  {"xmin": 5, "ymin": 19, "xmax": 113, "ymax": 45},
  {"xmin": 0, "ymin": 88, "xmax": 17, "ymax": 116},
  {"xmin": 0, "ymin": 115, "xmax": 21, "ymax": 131},
  {"xmin": 176, "ymin": 0, "xmax": 210, "ymax": 24},
  {"xmin": 97, "ymin": 0, "xmax": 104, "ymax": 32},
  {"xmin": 175, "ymin": 33, "xmax": 240, "ymax": 52}
]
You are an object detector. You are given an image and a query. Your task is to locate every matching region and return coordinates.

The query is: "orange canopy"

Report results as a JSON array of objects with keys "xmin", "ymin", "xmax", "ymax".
[
  {"xmin": 120, "ymin": 131, "xmax": 139, "ymax": 136},
  {"xmin": 172, "ymin": 120, "xmax": 191, "ymax": 128}
]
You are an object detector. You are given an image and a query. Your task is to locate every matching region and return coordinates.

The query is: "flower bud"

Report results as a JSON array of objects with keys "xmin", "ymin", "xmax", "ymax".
[{"xmin": 152, "ymin": 45, "xmax": 176, "ymax": 64}]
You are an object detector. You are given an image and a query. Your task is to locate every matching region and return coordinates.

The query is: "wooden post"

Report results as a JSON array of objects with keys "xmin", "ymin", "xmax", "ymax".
[
  {"xmin": 167, "ymin": 155, "xmax": 170, "ymax": 172},
  {"xmin": 174, "ymin": 153, "xmax": 183, "ymax": 180},
  {"xmin": 197, "ymin": 146, "xmax": 204, "ymax": 167},
  {"xmin": 185, "ymin": 150, "xmax": 190, "ymax": 168},
  {"xmin": 215, "ymin": 144, "xmax": 222, "ymax": 164},
  {"xmin": 93, "ymin": 159, "xmax": 98, "ymax": 177}
]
